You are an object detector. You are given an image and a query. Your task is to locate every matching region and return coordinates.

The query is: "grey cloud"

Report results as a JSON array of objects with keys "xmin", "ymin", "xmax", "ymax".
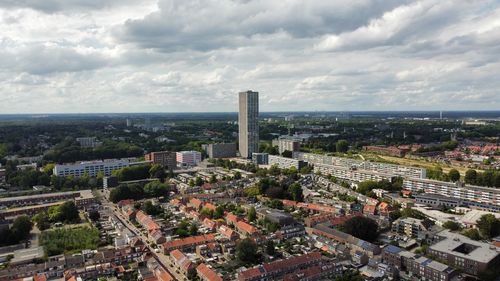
[
  {"xmin": 116, "ymin": 0, "xmax": 413, "ymax": 52},
  {"xmin": 0, "ymin": 0, "xmax": 137, "ymax": 13},
  {"xmin": 0, "ymin": 43, "xmax": 108, "ymax": 75}
]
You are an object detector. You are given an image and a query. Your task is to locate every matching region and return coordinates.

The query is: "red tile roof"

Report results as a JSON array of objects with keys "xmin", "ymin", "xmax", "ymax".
[
  {"xmin": 196, "ymin": 263, "xmax": 223, "ymax": 281},
  {"xmin": 33, "ymin": 273, "xmax": 47, "ymax": 281},
  {"xmin": 218, "ymin": 225, "xmax": 236, "ymax": 239},
  {"xmin": 204, "ymin": 202, "xmax": 217, "ymax": 211},
  {"xmin": 190, "ymin": 198, "xmax": 203, "ymax": 208},
  {"xmin": 363, "ymin": 204, "xmax": 377, "ymax": 214},
  {"xmin": 163, "ymin": 234, "xmax": 216, "ymax": 252},
  {"xmin": 236, "ymin": 221, "xmax": 258, "ymax": 235},
  {"xmin": 155, "ymin": 269, "xmax": 174, "ymax": 281},
  {"xmin": 225, "ymin": 212, "xmax": 239, "ymax": 224},
  {"xmin": 240, "ymin": 252, "xmax": 322, "ymax": 280},
  {"xmin": 170, "ymin": 249, "xmax": 193, "ymax": 271}
]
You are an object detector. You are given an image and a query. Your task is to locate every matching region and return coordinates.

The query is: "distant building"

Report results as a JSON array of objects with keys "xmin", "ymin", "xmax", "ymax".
[
  {"xmin": 126, "ymin": 118, "xmax": 132, "ymax": 127},
  {"xmin": 76, "ymin": 137, "xmax": 102, "ymax": 148},
  {"xmin": 53, "ymin": 159, "xmax": 129, "ymax": 177},
  {"xmin": 238, "ymin": 90, "xmax": 259, "ymax": 158},
  {"xmin": 268, "ymin": 155, "xmax": 307, "ymax": 170},
  {"xmin": 363, "ymin": 145, "xmax": 408, "ymax": 157},
  {"xmin": 176, "ymin": 151, "xmax": 202, "ymax": 167},
  {"xmin": 275, "ymin": 137, "xmax": 300, "ymax": 154},
  {"xmin": 204, "ymin": 143, "xmax": 237, "ymax": 159},
  {"xmin": 252, "ymin": 152, "xmax": 268, "ymax": 165},
  {"xmin": 145, "ymin": 151, "xmax": 177, "ymax": 169}
]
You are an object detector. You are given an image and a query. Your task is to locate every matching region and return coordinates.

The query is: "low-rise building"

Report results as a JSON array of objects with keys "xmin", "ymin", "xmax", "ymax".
[
  {"xmin": 392, "ymin": 217, "xmax": 432, "ymax": 238},
  {"xmin": 162, "ymin": 234, "xmax": 216, "ymax": 254},
  {"xmin": 428, "ymin": 230, "xmax": 500, "ymax": 275},
  {"xmin": 196, "ymin": 263, "xmax": 223, "ymax": 281}
]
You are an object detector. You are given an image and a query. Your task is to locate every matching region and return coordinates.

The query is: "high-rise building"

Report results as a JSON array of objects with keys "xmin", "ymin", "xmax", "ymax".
[
  {"xmin": 176, "ymin": 151, "xmax": 202, "ymax": 167},
  {"xmin": 203, "ymin": 143, "xmax": 237, "ymax": 159},
  {"xmin": 145, "ymin": 151, "xmax": 177, "ymax": 169},
  {"xmin": 238, "ymin": 90, "xmax": 259, "ymax": 158}
]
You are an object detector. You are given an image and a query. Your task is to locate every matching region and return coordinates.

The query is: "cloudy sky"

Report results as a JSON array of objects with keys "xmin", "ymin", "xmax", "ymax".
[{"xmin": 1, "ymin": 0, "xmax": 499, "ymax": 113}]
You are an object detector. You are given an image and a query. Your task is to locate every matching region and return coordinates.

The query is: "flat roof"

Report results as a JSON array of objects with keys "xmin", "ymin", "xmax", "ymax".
[
  {"xmin": 430, "ymin": 230, "xmax": 500, "ymax": 263},
  {"xmin": 0, "ymin": 190, "xmax": 81, "ymax": 203}
]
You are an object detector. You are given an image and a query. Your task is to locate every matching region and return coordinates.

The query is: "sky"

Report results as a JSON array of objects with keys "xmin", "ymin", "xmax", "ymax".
[{"xmin": 0, "ymin": 0, "xmax": 499, "ymax": 113}]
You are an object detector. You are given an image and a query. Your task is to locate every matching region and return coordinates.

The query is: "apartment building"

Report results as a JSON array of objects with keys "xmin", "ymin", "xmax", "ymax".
[
  {"xmin": 176, "ymin": 151, "xmax": 202, "ymax": 167},
  {"xmin": 414, "ymin": 193, "xmax": 500, "ymax": 212},
  {"xmin": 252, "ymin": 152, "xmax": 269, "ymax": 165},
  {"xmin": 76, "ymin": 137, "xmax": 102, "ymax": 148},
  {"xmin": 268, "ymin": 155, "xmax": 307, "ymax": 170},
  {"xmin": 313, "ymin": 163, "xmax": 393, "ymax": 182},
  {"xmin": 404, "ymin": 178, "xmax": 500, "ymax": 207},
  {"xmin": 53, "ymin": 159, "xmax": 129, "ymax": 177},
  {"xmin": 145, "ymin": 151, "xmax": 177, "ymax": 169},
  {"xmin": 392, "ymin": 217, "xmax": 431, "ymax": 238},
  {"xmin": 294, "ymin": 152, "xmax": 426, "ymax": 179},
  {"xmin": 203, "ymin": 143, "xmax": 237, "ymax": 159},
  {"xmin": 427, "ymin": 230, "xmax": 500, "ymax": 276},
  {"xmin": 382, "ymin": 245, "xmax": 456, "ymax": 281},
  {"xmin": 274, "ymin": 137, "xmax": 300, "ymax": 154}
]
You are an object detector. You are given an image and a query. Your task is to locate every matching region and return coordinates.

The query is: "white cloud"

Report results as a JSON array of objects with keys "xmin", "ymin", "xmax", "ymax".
[{"xmin": 0, "ymin": 0, "xmax": 499, "ymax": 113}]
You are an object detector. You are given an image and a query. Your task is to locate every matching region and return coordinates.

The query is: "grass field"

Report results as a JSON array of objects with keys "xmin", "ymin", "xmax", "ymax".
[
  {"xmin": 40, "ymin": 226, "xmax": 100, "ymax": 256},
  {"xmin": 374, "ymin": 155, "xmax": 472, "ymax": 176}
]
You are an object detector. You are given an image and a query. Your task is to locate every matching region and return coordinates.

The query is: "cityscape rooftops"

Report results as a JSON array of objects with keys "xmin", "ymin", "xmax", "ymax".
[{"xmin": 430, "ymin": 230, "xmax": 500, "ymax": 263}]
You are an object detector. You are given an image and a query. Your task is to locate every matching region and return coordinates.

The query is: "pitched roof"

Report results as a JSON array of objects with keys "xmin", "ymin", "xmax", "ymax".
[
  {"xmin": 204, "ymin": 202, "xmax": 217, "ymax": 211},
  {"xmin": 155, "ymin": 269, "xmax": 174, "ymax": 281},
  {"xmin": 170, "ymin": 249, "xmax": 193, "ymax": 270},
  {"xmin": 225, "ymin": 212, "xmax": 239, "ymax": 224},
  {"xmin": 240, "ymin": 252, "xmax": 322, "ymax": 279},
  {"xmin": 196, "ymin": 263, "xmax": 223, "ymax": 281},
  {"xmin": 236, "ymin": 221, "xmax": 258, "ymax": 234},
  {"xmin": 163, "ymin": 234, "xmax": 216, "ymax": 250},
  {"xmin": 218, "ymin": 225, "xmax": 236, "ymax": 238},
  {"xmin": 190, "ymin": 198, "xmax": 203, "ymax": 208}
]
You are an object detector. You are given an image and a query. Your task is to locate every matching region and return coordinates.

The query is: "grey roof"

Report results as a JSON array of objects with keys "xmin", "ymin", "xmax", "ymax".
[{"xmin": 430, "ymin": 230, "xmax": 500, "ymax": 263}]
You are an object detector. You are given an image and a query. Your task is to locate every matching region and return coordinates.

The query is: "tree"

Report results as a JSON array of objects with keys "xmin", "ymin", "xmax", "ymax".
[
  {"xmin": 462, "ymin": 228, "xmax": 481, "ymax": 241},
  {"xmin": 109, "ymin": 183, "xmax": 144, "ymax": 203},
  {"xmin": 281, "ymin": 150, "xmax": 293, "ymax": 158},
  {"xmin": 149, "ymin": 164, "xmax": 166, "ymax": 182},
  {"xmin": 448, "ymin": 169, "xmax": 460, "ymax": 182},
  {"xmin": 336, "ymin": 140, "xmax": 349, "ymax": 153},
  {"xmin": 209, "ymin": 174, "xmax": 218, "ymax": 184},
  {"xmin": 11, "ymin": 216, "xmax": 33, "ymax": 241},
  {"xmin": 195, "ymin": 177, "xmax": 204, "ymax": 186},
  {"xmin": 59, "ymin": 201, "xmax": 80, "ymax": 223},
  {"xmin": 265, "ymin": 240, "xmax": 276, "ymax": 256},
  {"xmin": 337, "ymin": 216, "xmax": 378, "ymax": 242},
  {"xmin": 33, "ymin": 212, "xmax": 51, "ymax": 231},
  {"xmin": 477, "ymin": 214, "xmax": 500, "ymax": 239},
  {"xmin": 189, "ymin": 223, "xmax": 198, "ymax": 236},
  {"xmin": 465, "ymin": 169, "xmax": 477, "ymax": 184},
  {"xmin": 144, "ymin": 181, "xmax": 170, "ymax": 198},
  {"xmin": 442, "ymin": 220, "xmax": 461, "ymax": 231},
  {"xmin": 233, "ymin": 171, "xmax": 242, "ymax": 180},
  {"xmin": 211, "ymin": 206, "xmax": 223, "ymax": 219},
  {"xmin": 88, "ymin": 210, "xmax": 101, "ymax": 222},
  {"xmin": 142, "ymin": 201, "xmax": 163, "ymax": 216},
  {"xmin": 247, "ymin": 207, "xmax": 256, "ymax": 222},
  {"xmin": 236, "ymin": 238, "xmax": 258, "ymax": 264},
  {"xmin": 288, "ymin": 183, "xmax": 303, "ymax": 202}
]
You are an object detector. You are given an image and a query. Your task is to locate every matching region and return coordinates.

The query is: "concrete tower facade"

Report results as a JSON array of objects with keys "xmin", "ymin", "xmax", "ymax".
[{"xmin": 238, "ymin": 91, "xmax": 259, "ymax": 158}]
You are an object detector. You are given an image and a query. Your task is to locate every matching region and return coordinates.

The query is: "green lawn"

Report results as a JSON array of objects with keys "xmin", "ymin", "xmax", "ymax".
[{"xmin": 40, "ymin": 226, "xmax": 100, "ymax": 256}]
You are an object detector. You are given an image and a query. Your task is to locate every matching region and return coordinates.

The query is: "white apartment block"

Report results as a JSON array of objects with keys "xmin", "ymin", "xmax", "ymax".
[
  {"xmin": 403, "ymin": 178, "xmax": 500, "ymax": 206},
  {"xmin": 313, "ymin": 163, "xmax": 393, "ymax": 182},
  {"xmin": 276, "ymin": 138, "xmax": 300, "ymax": 154},
  {"xmin": 268, "ymin": 155, "xmax": 306, "ymax": 170},
  {"xmin": 53, "ymin": 159, "xmax": 129, "ymax": 177},
  {"xmin": 176, "ymin": 151, "xmax": 202, "ymax": 167},
  {"xmin": 76, "ymin": 137, "xmax": 102, "ymax": 148},
  {"xmin": 294, "ymin": 152, "xmax": 426, "ymax": 179}
]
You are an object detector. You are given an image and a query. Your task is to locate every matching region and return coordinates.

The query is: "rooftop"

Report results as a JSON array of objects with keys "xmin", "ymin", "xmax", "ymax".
[{"xmin": 430, "ymin": 230, "xmax": 500, "ymax": 263}]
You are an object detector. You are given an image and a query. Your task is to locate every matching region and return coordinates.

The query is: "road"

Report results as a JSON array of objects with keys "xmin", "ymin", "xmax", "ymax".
[{"xmin": 99, "ymin": 196, "xmax": 183, "ymax": 281}]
